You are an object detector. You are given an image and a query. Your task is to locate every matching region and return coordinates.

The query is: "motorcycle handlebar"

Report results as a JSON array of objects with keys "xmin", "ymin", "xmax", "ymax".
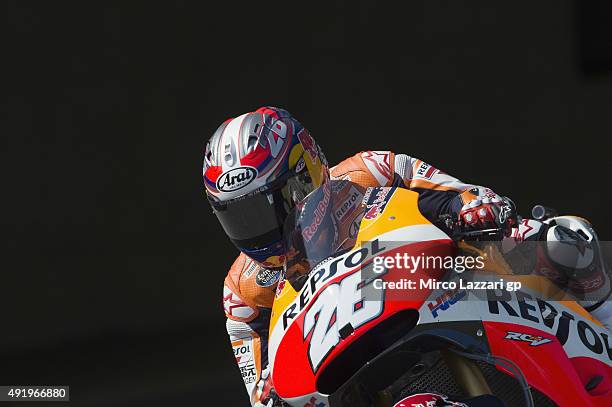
[
  {"xmin": 452, "ymin": 227, "xmax": 505, "ymax": 242},
  {"xmin": 439, "ymin": 214, "xmax": 506, "ymax": 242}
]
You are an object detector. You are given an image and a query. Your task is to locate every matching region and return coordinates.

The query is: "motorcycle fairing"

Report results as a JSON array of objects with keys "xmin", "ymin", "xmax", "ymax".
[
  {"xmin": 269, "ymin": 187, "xmax": 454, "ymax": 400},
  {"xmin": 269, "ymin": 185, "xmax": 612, "ymax": 406},
  {"xmin": 416, "ymin": 273, "xmax": 612, "ymax": 405}
]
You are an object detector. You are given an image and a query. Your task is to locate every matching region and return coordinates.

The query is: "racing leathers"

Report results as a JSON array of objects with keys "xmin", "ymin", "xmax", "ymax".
[{"xmin": 222, "ymin": 150, "xmax": 508, "ymax": 406}]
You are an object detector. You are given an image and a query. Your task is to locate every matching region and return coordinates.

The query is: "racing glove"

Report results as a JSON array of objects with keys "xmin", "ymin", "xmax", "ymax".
[
  {"xmin": 457, "ymin": 188, "xmax": 516, "ymax": 234},
  {"xmin": 254, "ymin": 365, "xmax": 290, "ymax": 407}
]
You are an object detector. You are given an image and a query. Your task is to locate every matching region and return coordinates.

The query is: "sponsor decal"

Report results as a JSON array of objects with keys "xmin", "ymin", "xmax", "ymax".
[
  {"xmin": 232, "ymin": 339, "xmax": 251, "ymax": 362},
  {"xmin": 330, "ymin": 178, "xmax": 350, "ymax": 192},
  {"xmin": 295, "ymin": 157, "xmax": 306, "ymax": 173},
  {"xmin": 240, "ymin": 361, "xmax": 257, "ymax": 385},
  {"xmin": 505, "ymin": 331, "xmax": 553, "ymax": 347},
  {"xmin": 242, "ymin": 259, "xmax": 258, "ymax": 279},
  {"xmin": 298, "ymin": 128, "xmax": 318, "ymax": 161},
  {"xmin": 487, "ymin": 290, "xmax": 612, "ymax": 363},
  {"xmin": 363, "ymin": 187, "xmax": 395, "ymax": 220},
  {"xmin": 394, "ymin": 393, "xmax": 467, "ymax": 407},
  {"xmin": 428, "ymin": 287, "xmax": 467, "ymax": 318},
  {"xmin": 498, "ymin": 203, "xmax": 513, "ymax": 224},
  {"xmin": 232, "ymin": 339, "xmax": 257, "ymax": 385},
  {"xmin": 568, "ymin": 274, "xmax": 604, "ymax": 292},
  {"xmin": 334, "ymin": 186, "xmax": 362, "ymax": 222},
  {"xmin": 480, "ymin": 188, "xmax": 498, "ymax": 199},
  {"xmin": 361, "ymin": 187, "xmax": 373, "ymax": 207},
  {"xmin": 217, "ymin": 166, "xmax": 258, "ymax": 192},
  {"xmin": 536, "ymin": 267, "xmax": 563, "ymax": 283},
  {"xmin": 302, "ymin": 184, "xmax": 332, "ymax": 242},
  {"xmin": 256, "ymin": 268, "xmax": 281, "ymax": 287},
  {"xmin": 303, "ymin": 397, "xmax": 326, "ymax": 407},
  {"xmin": 282, "ymin": 239, "xmax": 387, "ymax": 331},
  {"xmin": 416, "ymin": 162, "xmax": 437, "ymax": 180}
]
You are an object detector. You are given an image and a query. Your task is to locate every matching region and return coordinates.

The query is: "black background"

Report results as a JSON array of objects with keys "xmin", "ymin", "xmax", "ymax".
[{"xmin": 2, "ymin": 1, "xmax": 612, "ymax": 406}]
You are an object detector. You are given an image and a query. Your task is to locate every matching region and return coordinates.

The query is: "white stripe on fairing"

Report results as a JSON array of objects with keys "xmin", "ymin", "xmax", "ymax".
[
  {"xmin": 268, "ymin": 223, "xmax": 451, "ymax": 372},
  {"xmin": 220, "ymin": 113, "xmax": 249, "ymax": 172}
]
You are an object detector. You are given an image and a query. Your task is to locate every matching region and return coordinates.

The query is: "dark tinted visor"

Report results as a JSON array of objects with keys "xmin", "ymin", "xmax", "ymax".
[
  {"xmin": 211, "ymin": 188, "xmax": 288, "ymax": 249},
  {"xmin": 208, "ymin": 169, "xmax": 315, "ymax": 253}
]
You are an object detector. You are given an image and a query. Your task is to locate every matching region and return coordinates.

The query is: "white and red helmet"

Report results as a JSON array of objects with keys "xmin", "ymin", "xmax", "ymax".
[{"xmin": 203, "ymin": 107, "xmax": 328, "ymax": 268}]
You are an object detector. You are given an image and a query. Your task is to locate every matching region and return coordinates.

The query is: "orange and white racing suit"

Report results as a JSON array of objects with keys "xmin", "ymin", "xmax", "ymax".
[{"xmin": 222, "ymin": 151, "xmax": 497, "ymax": 406}]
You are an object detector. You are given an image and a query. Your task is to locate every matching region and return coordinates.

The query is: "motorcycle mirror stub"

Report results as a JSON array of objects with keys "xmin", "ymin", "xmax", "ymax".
[{"xmin": 532, "ymin": 205, "xmax": 558, "ymax": 221}]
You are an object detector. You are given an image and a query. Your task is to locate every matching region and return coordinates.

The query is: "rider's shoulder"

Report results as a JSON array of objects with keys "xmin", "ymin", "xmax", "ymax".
[
  {"xmin": 331, "ymin": 151, "xmax": 396, "ymax": 187},
  {"xmin": 225, "ymin": 253, "xmax": 257, "ymax": 287},
  {"xmin": 222, "ymin": 253, "xmax": 279, "ymax": 322}
]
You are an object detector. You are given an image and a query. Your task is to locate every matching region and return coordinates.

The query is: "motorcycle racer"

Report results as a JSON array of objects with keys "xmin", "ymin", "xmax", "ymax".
[{"xmin": 203, "ymin": 107, "xmax": 611, "ymax": 406}]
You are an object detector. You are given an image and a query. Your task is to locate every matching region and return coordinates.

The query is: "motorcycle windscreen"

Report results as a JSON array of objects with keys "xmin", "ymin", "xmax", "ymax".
[{"xmin": 283, "ymin": 179, "xmax": 368, "ymax": 291}]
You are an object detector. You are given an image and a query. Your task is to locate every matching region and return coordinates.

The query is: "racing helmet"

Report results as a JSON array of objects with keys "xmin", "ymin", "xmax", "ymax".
[
  {"xmin": 203, "ymin": 107, "xmax": 328, "ymax": 268},
  {"xmin": 543, "ymin": 216, "xmax": 607, "ymax": 296}
]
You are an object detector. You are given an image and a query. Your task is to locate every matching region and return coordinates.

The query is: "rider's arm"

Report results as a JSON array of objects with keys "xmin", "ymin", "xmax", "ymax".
[
  {"xmin": 223, "ymin": 254, "xmax": 277, "ymax": 406},
  {"xmin": 332, "ymin": 151, "xmax": 507, "ymax": 228},
  {"xmin": 225, "ymin": 314, "xmax": 272, "ymax": 406},
  {"xmin": 392, "ymin": 153, "xmax": 503, "ymax": 224}
]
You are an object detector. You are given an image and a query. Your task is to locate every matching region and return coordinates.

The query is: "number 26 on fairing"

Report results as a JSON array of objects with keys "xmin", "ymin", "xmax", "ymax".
[{"xmin": 303, "ymin": 271, "xmax": 384, "ymax": 372}]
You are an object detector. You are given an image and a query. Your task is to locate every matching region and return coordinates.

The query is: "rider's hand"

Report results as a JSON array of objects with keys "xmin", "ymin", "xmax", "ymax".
[
  {"xmin": 458, "ymin": 188, "xmax": 515, "ymax": 234},
  {"xmin": 255, "ymin": 365, "xmax": 289, "ymax": 407},
  {"xmin": 254, "ymin": 392, "xmax": 289, "ymax": 407}
]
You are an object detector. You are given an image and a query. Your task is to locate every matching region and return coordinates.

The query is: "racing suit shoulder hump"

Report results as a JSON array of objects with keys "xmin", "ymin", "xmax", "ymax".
[
  {"xmin": 331, "ymin": 151, "xmax": 396, "ymax": 187},
  {"xmin": 223, "ymin": 253, "xmax": 280, "ymax": 323}
]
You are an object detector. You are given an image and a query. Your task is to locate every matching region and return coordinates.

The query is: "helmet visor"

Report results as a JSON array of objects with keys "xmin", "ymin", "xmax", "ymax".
[{"xmin": 208, "ymin": 170, "xmax": 316, "ymax": 261}]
